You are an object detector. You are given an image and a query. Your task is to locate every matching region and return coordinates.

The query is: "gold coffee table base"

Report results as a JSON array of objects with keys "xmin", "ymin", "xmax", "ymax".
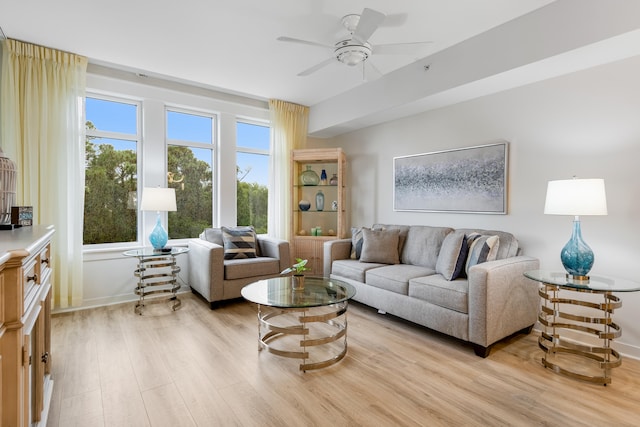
[
  {"xmin": 257, "ymin": 301, "xmax": 348, "ymax": 371},
  {"xmin": 538, "ymin": 284, "xmax": 622, "ymax": 385}
]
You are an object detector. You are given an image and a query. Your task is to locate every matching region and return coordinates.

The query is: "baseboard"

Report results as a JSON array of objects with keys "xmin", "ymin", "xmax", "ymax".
[{"xmin": 52, "ymin": 288, "xmax": 192, "ymax": 314}]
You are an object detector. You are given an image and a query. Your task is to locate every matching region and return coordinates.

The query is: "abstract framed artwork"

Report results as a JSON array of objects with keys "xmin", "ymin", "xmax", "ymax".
[{"xmin": 393, "ymin": 142, "xmax": 508, "ymax": 214}]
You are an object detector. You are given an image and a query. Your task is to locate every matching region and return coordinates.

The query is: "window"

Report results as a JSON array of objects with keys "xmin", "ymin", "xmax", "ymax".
[
  {"xmin": 84, "ymin": 96, "xmax": 140, "ymax": 245},
  {"xmin": 166, "ymin": 109, "xmax": 215, "ymax": 239},
  {"xmin": 236, "ymin": 121, "xmax": 270, "ymax": 234}
]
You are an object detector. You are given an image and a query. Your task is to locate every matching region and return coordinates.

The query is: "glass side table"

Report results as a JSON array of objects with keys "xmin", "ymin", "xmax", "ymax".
[
  {"xmin": 123, "ymin": 247, "xmax": 189, "ymax": 315},
  {"xmin": 524, "ymin": 269, "xmax": 640, "ymax": 385}
]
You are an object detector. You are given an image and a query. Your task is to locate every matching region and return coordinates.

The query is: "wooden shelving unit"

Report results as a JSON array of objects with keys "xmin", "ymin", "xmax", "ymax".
[{"xmin": 290, "ymin": 148, "xmax": 346, "ymax": 276}]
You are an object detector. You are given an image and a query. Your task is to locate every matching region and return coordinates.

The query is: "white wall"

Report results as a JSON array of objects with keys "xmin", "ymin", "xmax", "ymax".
[{"xmin": 309, "ymin": 55, "xmax": 640, "ymax": 358}]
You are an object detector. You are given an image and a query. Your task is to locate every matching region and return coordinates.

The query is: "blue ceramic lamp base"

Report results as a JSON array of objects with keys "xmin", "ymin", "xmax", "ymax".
[
  {"xmin": 560, "ymin": 218, "xmax": 594, "ymax": 281},
  {"xmin": 148, "ymin": 213, "xmax": 169, "ymax": 249}
]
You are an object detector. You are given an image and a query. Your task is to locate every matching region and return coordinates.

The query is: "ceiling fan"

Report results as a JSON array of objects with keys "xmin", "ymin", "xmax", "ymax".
[{"xmin": 277, "ymin": 8, "xmax": 431, "ymax": 77}]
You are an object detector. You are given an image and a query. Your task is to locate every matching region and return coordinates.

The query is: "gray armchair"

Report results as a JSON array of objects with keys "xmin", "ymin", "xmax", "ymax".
[{"xmin": 188, "ymin": 228, "xmax": 291, "ymax": 309}]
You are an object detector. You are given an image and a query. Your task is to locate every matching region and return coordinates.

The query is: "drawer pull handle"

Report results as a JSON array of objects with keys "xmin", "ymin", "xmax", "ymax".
[
  {"xmin": 41, "ymin": 352, "xmax": 49, "ymax": 364},
  {"xmin": 42, "ymin": 257, "xmax": 50, "ymax": 265},
  {"xmin": 27, "ymin": 273, "xmax": 38, "ymax": 283}
]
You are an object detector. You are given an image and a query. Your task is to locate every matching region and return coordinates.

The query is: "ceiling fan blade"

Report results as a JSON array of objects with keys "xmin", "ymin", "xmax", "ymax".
[
  {"xmin": 276, "ymin": 36, "xmax": 333, "ymax": 50},
  {"xmin": 372, "ymin": 41, "xmax": 433, "ymax": 55},
  {"xmin": 297, "ymin": 57, "xmax": 336, "ymax": 77},
  {"xmin": 352, "ymin": 8, "xmax": 385, "ymax": 44}
]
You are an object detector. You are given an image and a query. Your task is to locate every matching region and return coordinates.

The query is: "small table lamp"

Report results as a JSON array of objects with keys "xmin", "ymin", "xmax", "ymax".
[
  {"xmin": 140, "ymin": 187, "xmax": 177, "ymax": 249},
  {"xmin": 544, "ymin": 178, "xmax": 607, "ymax": 281}
]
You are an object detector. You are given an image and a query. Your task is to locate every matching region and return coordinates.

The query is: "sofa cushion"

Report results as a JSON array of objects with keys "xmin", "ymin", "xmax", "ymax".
[
  {"xmin": 221, "ymin": 226, "xmax": 257, "ymax": 260},
  {"xmin": 332, "ymin": 259, "xmax": 387, "ymax": 282},
  {"xmin": 465, "ymin": 233, "xmax": 500, "ymax": 275},
  {"xmin": 458, "ymin": 228, "xmax": 518, "ymax": 260},
  {"xmin": 224, "ymin": 257, "xmax": 280, "ymax": 280},
  {"xmin": 350, "ymin": 227, "xmax": 366, "ymax": 259},
  {"xmin": 201, "ymin": 228, "xmax": 223, "ymax": 246},
  {"xmin": 360, "ymin": 228, "xmax": 400, "ymax": 264},
  {"xmin": 409, "ymin": 275, "xmax": 469, "ymax": 313},
  {"xmin": 366, "ymin": 264, "xmax": 436, "ymax": 295},
  {"xmin": 401, "ymin": 226, "xmax": 453, "ymax": 268},
  {"xmin": 436, "ymin": 231, "xmax": 469, "ymax": 281}
]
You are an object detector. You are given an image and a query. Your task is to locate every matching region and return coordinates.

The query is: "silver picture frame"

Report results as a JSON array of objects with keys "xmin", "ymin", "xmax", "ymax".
[{"xmin": 393, "ymin": 142, "xmax": 508, "ymax": 214}]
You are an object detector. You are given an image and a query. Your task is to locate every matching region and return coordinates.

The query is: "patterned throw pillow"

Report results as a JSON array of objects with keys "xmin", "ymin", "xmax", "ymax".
[
  {"xmin": 465, "ymin": 233, "xmax": 500, "ymax": 275},
  {"xmin": 221, "ymin": 226, "xmax": 257, "ymax": 260},
  {"xmin": 350, "ymin": 227, "xmax": 366, "ymax": 259},
  {"xmin": 436, "ymin": 231, "xmax": 469, "ymax": 281}
]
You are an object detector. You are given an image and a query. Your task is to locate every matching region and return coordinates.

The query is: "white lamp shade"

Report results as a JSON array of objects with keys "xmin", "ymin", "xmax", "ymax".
[
  {"xmin": 140, "ymin": 187, "xmax": 177, "ymax": 212},
  {"xmin": 544, "ymin": 178, "xmax": 607, "ymax": 216}
]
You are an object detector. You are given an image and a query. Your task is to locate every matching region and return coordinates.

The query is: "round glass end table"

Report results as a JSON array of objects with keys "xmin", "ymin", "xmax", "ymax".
[
  {"xmin": 241, "ymin": 276, "xmax": 356, "ymax": 372},
  {"xmin": 524, "ymin": 269, "xmax": 640, "ymax": 385},
  {"xmin": 123, "ymin": 247, "xmax": 189, "ymax": 315}
]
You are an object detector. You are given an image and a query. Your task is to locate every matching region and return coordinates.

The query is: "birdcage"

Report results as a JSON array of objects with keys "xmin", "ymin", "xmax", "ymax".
[{"xmin": 0, "ymin": 148, "xmax": 17, "ymax": 225}]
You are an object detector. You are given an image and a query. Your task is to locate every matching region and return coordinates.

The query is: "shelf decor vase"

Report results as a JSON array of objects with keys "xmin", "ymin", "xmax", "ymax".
[
  {"xmin": 320, "ymin": 169, "xmax": 327, "ymax": 185},
  {"xmin": 315, "ymin": 190, "xmax": 324, "ymax": 211},
  {"xmin": 300, "ymin": 166, "xmax": 319, "ymax": 186},
  {"xmin": 329, "ymin": 173, "xmax": 338, "ymax": 186},
  {"xmin": 292, "ymin": 274, "xmax": 305, "ymax": 290}
]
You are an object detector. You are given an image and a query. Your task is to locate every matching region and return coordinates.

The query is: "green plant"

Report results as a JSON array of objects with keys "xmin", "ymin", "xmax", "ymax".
[{"xmin": 281, "ymin": 258, "xmax": 309, "ymax": 275}]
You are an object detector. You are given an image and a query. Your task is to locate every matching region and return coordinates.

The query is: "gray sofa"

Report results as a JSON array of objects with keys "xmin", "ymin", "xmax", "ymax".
[
  {"xmin": 324, "ymin": 224, "xmax": 540, "ymax": 357},
  {"xmin": 188, "ymin": 228, "xmax": 291, "ymax": 309}
]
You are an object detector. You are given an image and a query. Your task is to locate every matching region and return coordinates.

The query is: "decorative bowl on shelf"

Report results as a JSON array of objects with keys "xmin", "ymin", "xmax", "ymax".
[{"xmin": 298, "ymin": 200, "xmax": 311, "ymax": 211}]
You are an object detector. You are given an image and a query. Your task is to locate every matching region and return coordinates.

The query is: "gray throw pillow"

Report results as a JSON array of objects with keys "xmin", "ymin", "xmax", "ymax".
[
  {"xmin": 465, "ymin": 233, "xmax": 500, "ymax": 275},
  {"xmin": 436, "ymin": 231, "xmax": 468, "ymax": 281},
  {"xmin": 221, "ymin": 226, "xmax": 257, "ymax": 260},
  {"xmin": 359, "ymin": 228, "xmax": 400, "ymax": 264}
]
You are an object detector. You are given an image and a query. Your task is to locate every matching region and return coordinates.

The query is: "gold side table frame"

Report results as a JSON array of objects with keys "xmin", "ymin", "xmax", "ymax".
[
  {"xmin": 257, "ymin": 301, "xmax": 349, "ymax": 372},
  {"xmin": 538, "ymin": 283, "xmax": 622, "ymax": 385}
]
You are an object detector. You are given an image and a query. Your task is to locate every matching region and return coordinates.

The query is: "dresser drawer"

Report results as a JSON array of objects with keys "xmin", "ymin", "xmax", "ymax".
[{"xmin": 23, "ymin": 257, "xmax": 41, "ymax": 313}]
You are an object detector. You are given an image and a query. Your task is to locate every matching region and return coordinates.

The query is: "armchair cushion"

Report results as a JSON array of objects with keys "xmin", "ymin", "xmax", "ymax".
[{"xmin": 222, "ymin": 226, "xmax": 257, "ymax": 260}]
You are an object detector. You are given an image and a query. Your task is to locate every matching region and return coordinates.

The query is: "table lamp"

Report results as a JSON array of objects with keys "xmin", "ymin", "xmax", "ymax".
[
  {"xmin": 140, "ymin": 187, "xmax": 177, "ymax": 250},
  {"xmin": 544, "ymin": 177, "xmax": 607, "ymax": 281}
]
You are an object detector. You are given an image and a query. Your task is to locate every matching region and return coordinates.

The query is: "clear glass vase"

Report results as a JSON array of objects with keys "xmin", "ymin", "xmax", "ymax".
[{"xmin": 300, "ymin": 166, "xmax": 319, "ymax": 186}]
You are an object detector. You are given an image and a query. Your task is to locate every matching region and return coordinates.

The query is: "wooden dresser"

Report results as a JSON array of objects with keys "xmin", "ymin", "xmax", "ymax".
[{"xmin": 0, "ymin": 225, "xmax": 55, "ymax": 427}]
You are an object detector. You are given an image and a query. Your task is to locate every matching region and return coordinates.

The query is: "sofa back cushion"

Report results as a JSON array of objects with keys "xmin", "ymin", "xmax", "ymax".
[
  {"xmin": 457, "ymin": 229, "xmax": 518, "ymax": 260},
  {"xmin": 200, "ymin": 228, "xmax": 224, "ymax": 246},
  {"xmin": 401, "ymin": 226, "xmax": 453, "ymax": 268}
]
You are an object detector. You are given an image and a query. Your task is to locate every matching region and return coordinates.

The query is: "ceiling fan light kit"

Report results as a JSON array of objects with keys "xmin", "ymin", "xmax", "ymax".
[{"xmin": 335, "ymin": 40, "xmax": 371, "ymax": 66}]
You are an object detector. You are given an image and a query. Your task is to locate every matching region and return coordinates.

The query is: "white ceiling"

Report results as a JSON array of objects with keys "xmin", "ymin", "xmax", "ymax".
[
  {"xmin": 2, "ymin": 0, "xmax": 553, "ymax": 106},
  {"xmin": 3, "ymin": 0, "xmax": 640, "ymax": 138}
]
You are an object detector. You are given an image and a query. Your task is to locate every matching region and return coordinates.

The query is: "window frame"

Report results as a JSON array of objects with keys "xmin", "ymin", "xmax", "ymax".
[
  {"xmin": 236, "ymin": 118, "xmax": 271, "ymax": 234},
  {"xmin": 83, "ymin": 92, "xmax": 143, "ymax": 249},
  {"xmin": 165, "ymin": 105, "xmax": 218, "ymax": 242}
]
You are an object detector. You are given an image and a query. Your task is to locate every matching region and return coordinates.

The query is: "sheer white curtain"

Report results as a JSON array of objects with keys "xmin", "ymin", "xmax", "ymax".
[
  {"xmin": 1, "ymin": 39, "xmax": 87, "ymax": 308},
  {"xmin": 268, "ymin": 99, "xmax": 309, "ymax": 240}
]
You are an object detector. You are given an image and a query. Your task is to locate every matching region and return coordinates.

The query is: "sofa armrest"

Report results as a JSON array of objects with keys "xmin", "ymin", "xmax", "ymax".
[
  {"xmin": 187, "ymin": 238, "xmax": 224, "ymax": 302},
  {"xmin": 257, "ymin": 236, "xmax": 291, "ymax": 273},
  {"xmin": 323, "ymin": 239, "xmax": 352, "ymax": 278},
  {"xmin": 467, "ymin": 255, "xmax": 540, "ymax": 348}
]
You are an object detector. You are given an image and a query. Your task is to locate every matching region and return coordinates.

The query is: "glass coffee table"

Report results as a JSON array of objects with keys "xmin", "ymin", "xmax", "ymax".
[{"xmin": 241, "ymin": 276, "xmax": 356, "ymax": 371}]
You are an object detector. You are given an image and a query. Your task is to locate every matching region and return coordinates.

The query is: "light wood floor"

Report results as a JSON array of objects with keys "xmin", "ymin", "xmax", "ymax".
[{"xmin": 46, "ymin": 292, "xmax": 640, "ymax": 427}]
